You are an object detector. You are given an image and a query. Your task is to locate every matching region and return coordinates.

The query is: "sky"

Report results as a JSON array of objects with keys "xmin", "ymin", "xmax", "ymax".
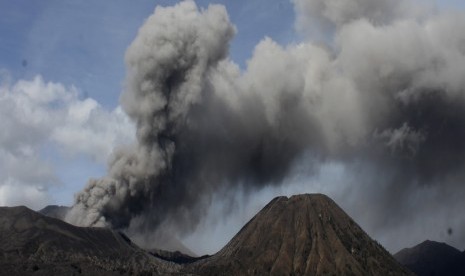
[
  {"xmin": 0, "ymin": 0, "xmax": 295, "ymax": 208},
  {"xmin": 1, "ymin": 0, "xmax": 465, "ymax": 255}
]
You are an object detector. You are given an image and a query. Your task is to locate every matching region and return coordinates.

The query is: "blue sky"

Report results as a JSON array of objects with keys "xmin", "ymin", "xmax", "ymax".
[
  {"xmin": 0, "ymin": 0, "xmax": 295, "ymax": 108},
  {"xmin": 1, "ymin": 0, "xmax": 462, "ymax": 111},
  {"xmin": 0, "ymin": 0, "xmax": 296, "ymax": 207},
  {"xmin": 0, "ymin": 0, "xmax": 463, "ymax": 206}
]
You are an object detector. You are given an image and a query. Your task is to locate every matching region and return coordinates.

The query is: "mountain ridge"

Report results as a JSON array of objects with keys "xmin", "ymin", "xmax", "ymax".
[
  {"xmin": 1, "ymin": 194, "xmax": 413, "ymax": 275},
  {"xmin": 0, "ymin": 205, "xmax": 179, "ymax": 275}
]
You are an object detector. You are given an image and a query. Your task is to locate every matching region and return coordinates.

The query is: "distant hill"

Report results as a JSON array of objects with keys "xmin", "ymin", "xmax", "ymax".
[
  {"xmin": 187, "ymin": 194, "xmax": 413, "ymax": 275},
  {"xmin": 394, "ymin": 240, "xmax": 465, "ymax": 276},
  {"xmin": 38, "ymin": 205, "xmax": 70, "ymax": 220}
]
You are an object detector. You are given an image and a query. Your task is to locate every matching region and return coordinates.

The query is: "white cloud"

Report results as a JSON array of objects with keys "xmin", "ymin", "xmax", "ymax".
[
  {"xmin": 0, "ymin": 75, "xmax": 135, "ymax": 209},
  {"xmin": 0, "ymin": 179, "xmax": 52, "ymax": 210},
  {"xmin": 52, "ymin": 100, "xmax": 134, "ymax": 163}
]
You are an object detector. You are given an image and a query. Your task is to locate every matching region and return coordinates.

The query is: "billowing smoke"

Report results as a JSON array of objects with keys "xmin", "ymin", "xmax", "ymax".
[{"xmin": 67, "ymin": 0, "xmax": 465, "ymax": 251}]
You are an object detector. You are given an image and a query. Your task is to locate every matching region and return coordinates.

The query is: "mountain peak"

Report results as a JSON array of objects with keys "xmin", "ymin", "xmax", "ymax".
[
  {"xmin": 189, "ymin": 193, "xmax": 412, "ymax": 275},
  {"xmin": 38, "ymin": 204, "xmax": 70, "ymax": 220},
  {"xmin": 270, "ymin": 193, "xmax": 331, "ymax": 202},
  {"xmin": 395, "ymin": 240, "xmax": 465, "ymax": 276}
]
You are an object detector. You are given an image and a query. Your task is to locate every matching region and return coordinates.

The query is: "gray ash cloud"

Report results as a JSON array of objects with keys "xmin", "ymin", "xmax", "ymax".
[{"xmin": 66, "ymin": 0, "xmax": 465, "ymax": 250}]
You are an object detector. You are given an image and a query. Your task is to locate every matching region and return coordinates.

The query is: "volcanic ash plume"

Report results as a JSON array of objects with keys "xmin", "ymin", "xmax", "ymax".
[
  {"xmin": 66, "ymin": 1, "xmax": 236, "ymax": 228},
  {"xmin": 67, "ymin": 0, "xmax": 465, "ymax": 250}
]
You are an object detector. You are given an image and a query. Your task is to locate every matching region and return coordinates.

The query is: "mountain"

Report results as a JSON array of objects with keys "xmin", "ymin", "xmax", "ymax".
[
  {"xmin": 38, "ymin": 205, "xmax": 70, "ymax": 220},
  {"xmin": 186, "ymin": 194, "xmax": 412, "ymax": 275},
  {"xmin": 38, "ymin": 205, "xmax": 196, "ymax": 256},
  {"xmin": 0, "ymin": 206, "xmax": 178, "ymax": 275},
  {"xmin": 0, "ymin": 194, "xmax": 413, "ymax": 275},
  {"xmin": 394, "ymin": 240, "xmax": 465, "ymax": 276}
]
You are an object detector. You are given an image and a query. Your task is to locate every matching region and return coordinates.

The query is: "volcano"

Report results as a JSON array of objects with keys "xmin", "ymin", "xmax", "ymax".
[
  {"xmin": 0, "ymin": 194, "xmax": 412, "ymax": 275},
  {"xmin": 186, "ymin": 194, "xmax": 412, "ymax": 275}
]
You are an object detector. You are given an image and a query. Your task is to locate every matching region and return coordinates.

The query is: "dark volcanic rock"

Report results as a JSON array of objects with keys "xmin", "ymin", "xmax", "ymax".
[
  {"xmin": 455, "ymin": 251, "xmax": 465, "ymax": 273},
  {"xmin": 187, "ymin": 194, "xmax": 412, "ymax": 276},
  {"xmin": 0, "ymin": 206, "xmax": 178, "ymax": 275},
  {"xmin": 394, "ymin": 240, "xmax": 465, "ymax": 276}
]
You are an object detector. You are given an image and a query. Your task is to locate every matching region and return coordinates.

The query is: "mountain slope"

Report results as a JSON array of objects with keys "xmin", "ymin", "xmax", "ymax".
[
  {"xmin": 0, "ymin": 206, "xmax": 178, "ymax": 275},
  {"xmin": 188, "ymin": 194, "xmax": 412, "ymax": 276},
  {"xmin": 394, "ymin": 240, "xmax": 465, "ymax": 276}
]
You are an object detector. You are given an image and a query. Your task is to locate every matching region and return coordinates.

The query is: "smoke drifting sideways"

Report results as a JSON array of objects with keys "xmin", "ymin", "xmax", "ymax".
[{"xmin": 66, "ymin": 0, "xmax": 465, "ymax": 250}]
